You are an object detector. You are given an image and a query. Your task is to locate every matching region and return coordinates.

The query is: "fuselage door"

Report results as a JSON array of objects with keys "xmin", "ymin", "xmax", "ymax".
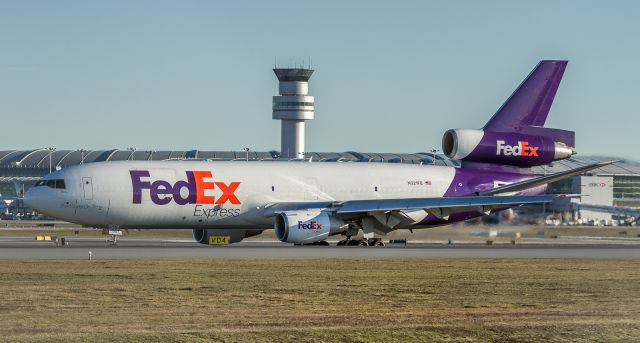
[{"xmin": 82, "ymin": 177, "xmax": 94, "ymax": 200}]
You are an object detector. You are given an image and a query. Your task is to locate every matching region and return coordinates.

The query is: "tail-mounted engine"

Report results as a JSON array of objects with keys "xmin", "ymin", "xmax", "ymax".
[{"xmin": 442, "ymin": 128, "xmax": 575, "ymax": 167}]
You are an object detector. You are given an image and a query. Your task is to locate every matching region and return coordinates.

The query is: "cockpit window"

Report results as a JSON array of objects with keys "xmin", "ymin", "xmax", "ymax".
[
  {"xmin": 55, "ymin": 180, "xmax": 65, "ymax": 189},
  {"xmin": 34, "ymin": 179, "xmax": 66, "ymax": 189}
]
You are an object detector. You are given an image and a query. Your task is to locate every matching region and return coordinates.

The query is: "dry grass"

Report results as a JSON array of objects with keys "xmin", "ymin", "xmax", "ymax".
[{"xmin": 0, "ymin": 259, "xmax": 639, "ymax": 342}]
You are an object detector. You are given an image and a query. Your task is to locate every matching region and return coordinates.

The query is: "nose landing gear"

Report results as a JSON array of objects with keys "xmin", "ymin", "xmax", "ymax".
[{"xmin": 103, "ymin": 227, "xmax": 123, "ymax": 246}]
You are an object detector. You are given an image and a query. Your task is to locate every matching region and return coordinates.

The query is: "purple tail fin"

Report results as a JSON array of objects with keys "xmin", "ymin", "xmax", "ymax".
[
  {"xmin": 483, "ymin": 60, "xmax": 568, "ymax": 133},
  {"xmin": 444, "ymin": 60, "xmax": 575, "ymax": 169}
]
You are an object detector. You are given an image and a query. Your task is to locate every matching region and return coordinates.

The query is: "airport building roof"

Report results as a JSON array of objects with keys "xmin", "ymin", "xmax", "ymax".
[
  {"xmin": 0, "ymin": 149, "xmax": 636, "ymax": 178},
  {"xmin": 0, "ymin": 149, "xmax": 460, "ymax": 169}
]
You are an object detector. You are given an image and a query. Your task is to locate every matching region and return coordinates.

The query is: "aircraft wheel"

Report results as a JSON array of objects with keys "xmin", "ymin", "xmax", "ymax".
[
  {"xmin": 303, "ymin": 241, "xmax": 330, "ymax": 246},
  {"xmin": 374, "ymin": 240, "xmax": 385, "ymax": 247},
  {"xmin": 347, "ymin": 239, "xmax": 360, "ymax": 246},
  {"xmin": 337, "ymin": 240, "xmax": 347, "ymax": 246},
  {"xmin": 357, "ymin": 239, "xmax": 369, "ymax": 246}
]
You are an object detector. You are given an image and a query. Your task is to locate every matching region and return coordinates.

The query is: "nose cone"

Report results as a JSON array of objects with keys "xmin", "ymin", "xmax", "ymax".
[
  {"xmin": 23, "ymin": 187, "xmax": 40, "ymax": 211},
  {"xmin": 24, "ymin": 184, "xmax": 62, "ymax": 218}
]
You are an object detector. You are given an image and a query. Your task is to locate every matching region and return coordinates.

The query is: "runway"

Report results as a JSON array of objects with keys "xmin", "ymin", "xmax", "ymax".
[{"xmin": 0, "ymin": 237, "xmax": 639, "ymax": 259}]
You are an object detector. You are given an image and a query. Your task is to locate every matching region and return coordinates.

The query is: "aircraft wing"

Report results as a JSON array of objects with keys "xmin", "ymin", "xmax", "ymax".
[
  {"xmin": 264, "ymin": 194, "xmax": 571, "ymax": 218},
  {"xmin": 478, "ymin": 160, "xmax": 617, "ymax": 196},
  {"xmin": 263, "ymin": 194, "xmax": 573, "ymax": 234},
  {"xmin": 335, "ymin": 194, "xmax": 564, "ymax": 215},
  {"xmin": 263, "ymin": 161, "xmax": 610, "ymax": 220}
]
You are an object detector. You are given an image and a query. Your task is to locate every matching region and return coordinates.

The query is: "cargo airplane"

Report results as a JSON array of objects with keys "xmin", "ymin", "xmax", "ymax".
[{"xmin": 25, "ymin": 60, "xmax": 612, "ymax": 245}]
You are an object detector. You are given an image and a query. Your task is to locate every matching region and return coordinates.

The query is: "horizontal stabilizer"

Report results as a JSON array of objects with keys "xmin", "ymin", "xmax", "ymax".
[{"xmin": 520, "ymin": 126, "xmax": 575, "ymax": 148}]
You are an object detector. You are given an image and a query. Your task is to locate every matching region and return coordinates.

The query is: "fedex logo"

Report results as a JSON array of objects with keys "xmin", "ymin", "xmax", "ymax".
[
  {"xmin": 298, "ymin": 220, "xmax": 323, "ymax": 230},
  {"xmin": 496, "ymin": 140, "xmax": 539, "ymax": 157},
  {"xmin": 130, "ymin": 170, "xmax": 240, "ymax": 206}
]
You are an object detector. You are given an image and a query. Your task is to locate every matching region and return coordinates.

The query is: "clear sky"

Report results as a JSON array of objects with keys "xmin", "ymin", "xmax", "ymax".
[{"xmin": 0, "ymin": 1, "xmax": 638, "ymax": 159}]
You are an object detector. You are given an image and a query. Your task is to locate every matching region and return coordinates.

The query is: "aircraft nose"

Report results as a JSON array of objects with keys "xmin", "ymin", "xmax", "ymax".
[
  {"xmin": 24, "ymin": 186, "xmax": 45, "ymax": 212},
  {"xmin": 23, "ymin": 187, "xmax": 36, "ymax": 209}
]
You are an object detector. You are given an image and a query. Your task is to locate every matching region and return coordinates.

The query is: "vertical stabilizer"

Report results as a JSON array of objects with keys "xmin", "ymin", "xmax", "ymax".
[
  {"xmin": 483, "ymin": 60, "xmax": 567, "ymax": 132},
  {"xmin": 442, "ymin": 60, "xmax": 576, "ymax": 168}
]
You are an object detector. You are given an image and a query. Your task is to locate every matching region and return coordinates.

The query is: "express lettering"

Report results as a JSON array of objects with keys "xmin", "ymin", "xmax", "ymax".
[
  {"xmin": 193, "ymin": 205, "xmax": 241, "ymax": 218},
  {"xmin": 130, "ymin": 170, "xmax": 241, "ymax": 205},
  {"xmin": 496, "ymin": 140, "xmax": 539, "ymax": 157}
]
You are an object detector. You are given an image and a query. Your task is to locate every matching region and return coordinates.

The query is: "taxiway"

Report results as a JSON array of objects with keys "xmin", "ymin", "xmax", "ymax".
[{"xmin": 0, "ymin": 237, "xmax": 638, "ymax": 259}]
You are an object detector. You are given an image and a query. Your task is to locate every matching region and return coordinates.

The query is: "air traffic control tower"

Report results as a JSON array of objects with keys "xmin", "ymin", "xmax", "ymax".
[{"xmin": 272, "ymin": 68, "xmax": 314, "ymax": 159}]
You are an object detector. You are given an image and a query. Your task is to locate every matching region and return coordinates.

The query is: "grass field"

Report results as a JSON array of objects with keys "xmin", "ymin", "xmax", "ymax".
[{"xmin": 1, "ymin": 259, "xmax": 639, "ymax": 342}]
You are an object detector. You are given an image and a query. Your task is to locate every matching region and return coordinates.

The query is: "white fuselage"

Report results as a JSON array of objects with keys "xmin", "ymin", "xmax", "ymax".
[{"xmin": 25, "ymin": 160, "xmax": 456, "ymax": 229}]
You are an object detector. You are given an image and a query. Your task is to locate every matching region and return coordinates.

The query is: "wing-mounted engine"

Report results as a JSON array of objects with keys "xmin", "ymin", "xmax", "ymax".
[
  {"xmin": 275, "ymin": 210, "xmax": 348, "ymax": 244},
  {"xmin": 442, "ymin": 128, "xmax": 575, "ymax": 167},
  {"xmin": 193, "ymin": 228, "xmax": 263, "ymax": 245}
]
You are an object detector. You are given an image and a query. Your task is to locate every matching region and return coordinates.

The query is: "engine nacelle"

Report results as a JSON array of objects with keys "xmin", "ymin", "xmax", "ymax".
[
  {"xmin": 442, "ymin": 129, "xmax": 575, "ymax": 167},
  {"xmin": 274, "ymin": 211, "xmax": 347, "ymax": 244},
  {"xmin": 192, "ymin": 228, "xmax": 263, "ymax": 245}
]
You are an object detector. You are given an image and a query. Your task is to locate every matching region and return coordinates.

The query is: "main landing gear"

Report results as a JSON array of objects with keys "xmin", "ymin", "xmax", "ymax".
[
  {"xmin": 336, "ymin": 237, "xmax": 385, "ymax": 247},
  {"xmin": 295, "ymin": 241, "xmax": 331, "ymax": 246},
  {"xmin": 296, "ymin": 238, "xmax": 385, "ymax": 246}
]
